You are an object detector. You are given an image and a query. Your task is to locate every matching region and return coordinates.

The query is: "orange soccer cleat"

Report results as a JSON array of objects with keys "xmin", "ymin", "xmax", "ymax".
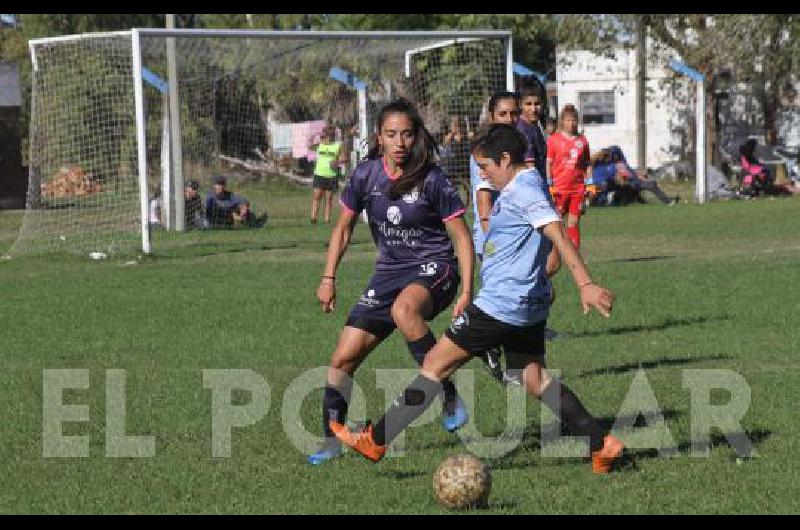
[
  {"xmin": 591, "ymin": 434, "xmax": 625, "ymax": 474},
  {"xmin": 329, "ymin": 421, "xmax": 388, "ymax": 463}
]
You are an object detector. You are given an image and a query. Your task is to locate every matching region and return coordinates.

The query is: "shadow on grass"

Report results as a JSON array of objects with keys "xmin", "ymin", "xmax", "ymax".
[
  {"xmin": 376, "ymin": 469, "xmax": 426, "ymax": 480},
  {"xmin": 469, "ymin": 409, "xmax": 682, "ymax": 472},
  {"xmin": 568, "ymin": 314, "xmax": 732, "ymax": 340},
  {"xmin": 577, "ymin": 354, "xmax": 732, "ymax": 378},
  {"xmin": 622, "ymin": 428, "xmax": 772, "ymax": 469},
  {"xmin": 487, "ymin": 500, "xmax": 520, "ymax": 510},
  {"xmin": 608, "ymin": 254, "xmax": 677, "ymax": 263},
  {"xmin": 407, "ymin": 437, "xmax": 467, "ymax": 452},
  {"xmin": 677, "ymin": 428, "xmax": 772, "ymax": 457},
  {"xmin": 596, "ymin": 408, "xmax": 684, "ymax": 432}
]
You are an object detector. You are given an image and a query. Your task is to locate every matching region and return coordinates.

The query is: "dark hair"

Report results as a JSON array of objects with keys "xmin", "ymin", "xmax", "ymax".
[
  {"xmin": 593, "ymin": 148, "xmax": 611, "ymax": 164},
  {"xmin": 518, "ymin": 83, "xmax": 545, "ymax": 101},
  {"xmin": 517, "ymin": 77, "xmax": 548, "ymax": 119},
  {"xmin": 322, "ymin": 123, "xmax": 336, "ymax": 138},
  {"xmin": 487, "ymin": 91, "xmax": 521, "ymax": 116},
  {"xmin": 470, "ymin": 123, "xmax": 527, "ymax": 165},
  {"xmin": 546, "ymin": 117, "xmax": 557, "ymax": 128},
  {"xmin": 366, "ymin": 98, "xmax": 439, "ymax": 200},
  {"xmin": 608, "ymin": 145, "xmax": 625, "ymax": 163},
  {"xmin": 739, "ymin": 139, "xmax": 758, "ymax": 162}
]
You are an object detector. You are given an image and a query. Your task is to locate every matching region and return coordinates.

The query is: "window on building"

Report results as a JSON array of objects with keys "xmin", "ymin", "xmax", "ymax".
[{"xmin": 579, "ymin": 91, "xmax": 615, "ymax": 124}]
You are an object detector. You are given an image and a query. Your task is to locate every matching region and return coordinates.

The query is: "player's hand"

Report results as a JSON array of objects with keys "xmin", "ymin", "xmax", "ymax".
[
  {"xmin": 317, "ymin": 281, "xmax": 336, "ymax": 313},
  {"xmin": 580, "ymin": 283, "xmax": 613, "ymax": 317},
  {"xmin": 451, "ymin": 292, "xmax": 472, "ymax": 320}
]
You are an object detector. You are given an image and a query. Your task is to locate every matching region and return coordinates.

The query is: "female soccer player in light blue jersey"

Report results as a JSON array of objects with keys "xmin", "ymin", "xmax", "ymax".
[{"xmin": 332, "ymin": 124, "xmax": 625, "ymax": 474}]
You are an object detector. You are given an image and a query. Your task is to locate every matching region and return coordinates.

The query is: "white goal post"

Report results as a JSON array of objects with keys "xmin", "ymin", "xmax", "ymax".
[{"xmin": 13, "ymin": 29, "xmax": 512, "ymax": 257}]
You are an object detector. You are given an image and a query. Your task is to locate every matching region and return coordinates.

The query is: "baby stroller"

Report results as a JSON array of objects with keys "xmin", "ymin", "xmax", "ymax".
[{"xmin": 738, "ymin": 139, "xmax": 773, "ymax": 197}]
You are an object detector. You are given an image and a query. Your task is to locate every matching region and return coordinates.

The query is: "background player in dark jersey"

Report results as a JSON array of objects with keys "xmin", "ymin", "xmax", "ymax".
[
  {"xmin": 515, "ymin": 81, "xmax": 548, "ymax": 177},
  {"xmin": 472, "ymin": 92, "xmax": 521, "ymax": 256},
  {"xmin": 470, "ymin": 91, "xmax": 521, "ymax": 382},
  {"xmin": 331, "ymin": 124, "xmax": 624, "ymax": 474},
  {"xmin": 310, "ymin": 98, "xmax": 475, "ymax": 465}
]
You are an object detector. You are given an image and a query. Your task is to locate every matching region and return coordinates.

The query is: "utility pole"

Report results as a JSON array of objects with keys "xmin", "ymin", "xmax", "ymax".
[
  {"xmin": 636, "ymin": 16, "xmax": 647, "ymax": 173},
  {"xmin": 166, "ymin": 14, "xmax": 185, "ymax": 230}
]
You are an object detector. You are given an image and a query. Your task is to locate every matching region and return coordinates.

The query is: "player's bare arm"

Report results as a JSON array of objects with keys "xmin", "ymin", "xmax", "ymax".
[
  {"xmin": 444, "ymin": 216, "xmax": 475, "ymax": 318},
  {"xmin": 476, "ymin": 189, "xmax": 494, "ymax": 235},
  {"xmin": 317, "ymin": 208, "xmax": 359, "ymax": 312}
]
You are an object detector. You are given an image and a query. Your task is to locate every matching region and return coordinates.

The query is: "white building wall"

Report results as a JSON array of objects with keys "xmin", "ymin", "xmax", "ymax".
[
  {"xmin": 555, "ymin": 46, "xmax": 691, "ymax": 169},
  {"xmin": 556, "ymin": 44, "xmax": 800, "ymax": 168}
]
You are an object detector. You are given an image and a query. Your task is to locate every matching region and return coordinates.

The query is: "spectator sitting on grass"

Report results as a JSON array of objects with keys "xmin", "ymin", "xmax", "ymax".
[
  {"xmin": 184, "ymin": 180, "xmax": 209, "ymax": 230},
  {"xmin": 205, "ymin": 175, "xmax": 244, "ymax": 228},
  {"xmin": 232, "ymin": 201, "xmax": 268, "ymax": 229},
  {"xmin": 590, "ymin": 146, "xmax": 678, "ymax": 206},
  {"xmin": 735, "ymin": 139, "xmax": 800, "ymax": 197},
  {"xmin": 149, "ymin": 185, "xmax": 163, "ymax": 230}
]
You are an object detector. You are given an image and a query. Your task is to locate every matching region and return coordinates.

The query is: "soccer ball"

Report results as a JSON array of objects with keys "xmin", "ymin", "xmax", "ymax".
[{"xmin": 432, "ymin": 454, "xmax": 491, "ymax": 510}]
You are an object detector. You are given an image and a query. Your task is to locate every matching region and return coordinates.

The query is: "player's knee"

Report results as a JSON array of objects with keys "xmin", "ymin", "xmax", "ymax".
[
  {"xmin": 330, "ymin": 351, "xmax": 358, "ymax": 373},
  {"xmin": 527, "ymin": 380, "xmax": 545, "ymax": 398},
  {"xmin": 525, "ymin": 372, "xmax": 546, "ymax": 397},
  {"xmin": 391, "ymin": 299, "xmax": 421, "ymax": 325}
]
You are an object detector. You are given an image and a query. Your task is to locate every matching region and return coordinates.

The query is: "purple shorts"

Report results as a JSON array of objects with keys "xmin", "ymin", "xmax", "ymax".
[{"xmin": 347, "ymin": 261, "xmax": 460, "ymax": 330}]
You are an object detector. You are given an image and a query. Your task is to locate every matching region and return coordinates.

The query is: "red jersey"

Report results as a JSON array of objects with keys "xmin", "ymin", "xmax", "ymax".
[{"xmin": 546, "ymin": 132, "xmax": 590, "ymax": 192}]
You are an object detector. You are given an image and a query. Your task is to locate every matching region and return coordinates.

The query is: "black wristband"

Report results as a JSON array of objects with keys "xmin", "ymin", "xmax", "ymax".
[{"xmin": 322, "ymin": 275, "xmax": 335, "ymax": 280}]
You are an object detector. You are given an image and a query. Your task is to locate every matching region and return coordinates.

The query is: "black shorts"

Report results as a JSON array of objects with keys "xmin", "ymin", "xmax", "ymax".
[
  {"xmin": 445, "ymin": 303, "xmax": 546, "ymax": 368},
  {"xmin": 347, "ymin": 262, "xmax": 460, "ymax": 339},
  {"xmin": 313, "ymin": 175, "xmax": 338, "ymax": 191}
]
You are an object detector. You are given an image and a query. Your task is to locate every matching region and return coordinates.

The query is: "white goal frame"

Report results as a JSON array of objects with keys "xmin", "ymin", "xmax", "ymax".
[{"xmin": 27, "ymin": 29, "xmax": 513, "ymax": 255}]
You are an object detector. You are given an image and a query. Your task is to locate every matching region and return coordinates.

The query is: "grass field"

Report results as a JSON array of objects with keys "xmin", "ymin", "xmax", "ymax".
[{"xmin": 1, "ymin": 189, "xmax": 799, "ymax": 514}]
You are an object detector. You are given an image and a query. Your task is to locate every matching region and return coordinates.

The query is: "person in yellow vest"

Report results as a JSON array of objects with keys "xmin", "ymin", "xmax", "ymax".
[{"xmin": 309, "ymin": 124, "xmax": 346, "ymax": 224}]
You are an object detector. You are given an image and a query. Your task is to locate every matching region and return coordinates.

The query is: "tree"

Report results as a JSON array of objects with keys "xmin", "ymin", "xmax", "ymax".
[
  {"xmin": 713, "ymin": 15, "xmax": 799, "ymax": 146},
  {"xmin": 554, "ymin": 14, "xmax": 800, "ymax": 167},
  {"xmin": 1, "ymin": 15, "xmax": 168, "ymax": 170},
  {"xmin": 647, "ymin": 14, "xmax": 799, "ymax": 161}
]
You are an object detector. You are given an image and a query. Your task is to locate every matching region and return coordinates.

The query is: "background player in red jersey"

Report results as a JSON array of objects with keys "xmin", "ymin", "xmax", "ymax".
[{"xmin": 546, "ymin": 104, "xmax": 590, "ymax": 252}]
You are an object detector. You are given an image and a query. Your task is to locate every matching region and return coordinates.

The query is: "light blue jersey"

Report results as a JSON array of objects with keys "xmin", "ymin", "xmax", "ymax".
[
  {"xmin": 470, "ymin": 155, "xmax": 500, "ymax": 257},
  {"xmin": 473, "ymin": 168, "xmax": 561, "ymax": 326}
]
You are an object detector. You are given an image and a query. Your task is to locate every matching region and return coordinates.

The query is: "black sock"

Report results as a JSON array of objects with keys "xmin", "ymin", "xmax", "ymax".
[
  {"xmin": 539, "ymin": 379, "xmax": 605, "ymax": 452},
  {"xmin": 322, "ymin": 380, "xmax": 352, "ymax": 439},
  {"xmin": 373, "ymin": 374, "xmax": 442, "ymax": 446},
  {"xmin": 407, "ymin": 330, "xmax": 458, "ymax": 411}
]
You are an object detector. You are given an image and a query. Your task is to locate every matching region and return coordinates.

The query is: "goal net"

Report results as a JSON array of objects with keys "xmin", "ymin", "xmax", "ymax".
[{"xmin": 11, "ymin": 29, "xmax": 510, "ymax": 257}]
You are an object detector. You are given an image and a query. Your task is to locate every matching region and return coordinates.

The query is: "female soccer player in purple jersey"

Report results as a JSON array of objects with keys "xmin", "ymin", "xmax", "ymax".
[{"xmin": 309, "ymin": 99, "xmax": 475, "ymax": 465}]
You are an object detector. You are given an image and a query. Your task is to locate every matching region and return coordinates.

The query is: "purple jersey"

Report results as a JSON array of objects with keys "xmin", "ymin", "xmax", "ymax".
[
  {"xmin": 517, "ymin": 118, "xmax": 547, "ymax": 177},
  {"xmin": 340, "ymin": 157, "xmax": 466, "ymax": 271}
]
